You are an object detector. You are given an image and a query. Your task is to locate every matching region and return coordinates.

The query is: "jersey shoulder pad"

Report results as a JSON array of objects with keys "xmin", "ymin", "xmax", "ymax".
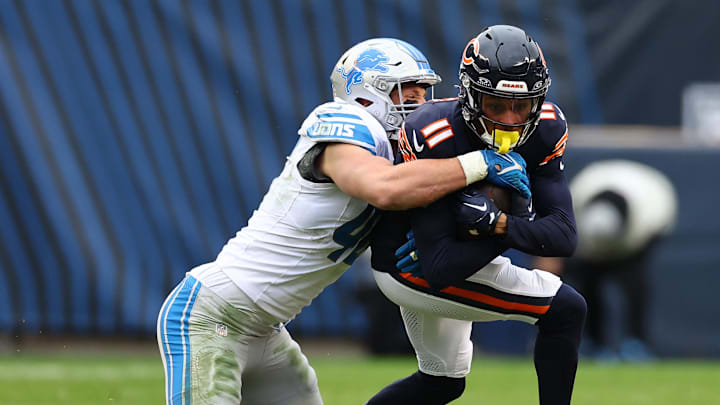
[
  {"xmin": 298, "ymin": 101, "xmax": 389, "ymax": 156},
  {"xmin": 398, "ymin": 101, "xmax": 459, "ymax": 161},
  {"xmin": 535, "ymin": 102, "xmax": 569, "ymax": 166}
]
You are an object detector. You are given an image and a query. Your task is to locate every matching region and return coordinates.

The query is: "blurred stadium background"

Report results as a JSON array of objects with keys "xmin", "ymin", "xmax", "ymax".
[{"xmin": 1, "ymin": 0, "xmax": 719, "ymax": 403}]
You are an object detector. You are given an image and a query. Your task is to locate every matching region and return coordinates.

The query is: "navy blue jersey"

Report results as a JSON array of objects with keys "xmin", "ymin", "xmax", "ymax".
[{"xmin": 370, "ymin": 99, "xmax": 576, "ymax": 289}]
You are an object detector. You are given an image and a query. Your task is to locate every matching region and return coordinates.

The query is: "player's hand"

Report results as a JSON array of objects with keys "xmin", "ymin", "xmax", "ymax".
[
  {"xmin": 395, "ymin": 231, "xmax": 423, "ymax": 277},
  {"xmin": 453, "ymin": 188, "xmax": 503, "ymax": 239},
  {"xmin": 509, "ymin": 193, "xmax": 536, "ymax": 222},
  {"xmin": 480, "ymin": 150, "xmax": 531, "ymax": 198}
]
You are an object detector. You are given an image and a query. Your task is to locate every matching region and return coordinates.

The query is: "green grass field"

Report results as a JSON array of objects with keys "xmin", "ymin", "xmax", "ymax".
[{"xmin": 1, "ymin": 353, "xmax": 719, "ymax": 404}]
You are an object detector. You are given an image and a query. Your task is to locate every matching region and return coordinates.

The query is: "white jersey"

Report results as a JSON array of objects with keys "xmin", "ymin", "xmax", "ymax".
[{"xmin": 206, "ymin": 100, "xmax": 392, "ymax": 323}]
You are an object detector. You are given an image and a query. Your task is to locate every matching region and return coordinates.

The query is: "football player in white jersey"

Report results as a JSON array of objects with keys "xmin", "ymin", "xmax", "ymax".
[{"xmin": 157, "ymin": 38, "xmax": 530, "ymax": 405}]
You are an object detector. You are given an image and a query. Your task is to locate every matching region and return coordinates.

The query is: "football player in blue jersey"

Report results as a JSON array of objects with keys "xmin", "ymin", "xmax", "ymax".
[
  {"xmin": 156, "ymin": 37, "xmax": 530, "ymax": 405},
  {"xmin": 367, "ymin": 25, "xmax": 587, "ymax": 405}
]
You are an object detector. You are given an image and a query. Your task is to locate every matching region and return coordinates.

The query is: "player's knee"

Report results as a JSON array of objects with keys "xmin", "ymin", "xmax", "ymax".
[
  {"xmin": 540, "ymin": 283, "xmax": 587, "ymax": 333},
  {"xmin": 560, "ymin": 284, "xmax": 587, "ymax": 326},
  {"xmin": 418, "ymin": 371, "xmax": 466, "ymax": 403}
]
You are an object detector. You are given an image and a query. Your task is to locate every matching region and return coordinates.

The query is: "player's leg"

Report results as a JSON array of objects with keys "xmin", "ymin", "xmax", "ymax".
[
  {"xmin": 374, "ymin": 256, "xmax": 586, "ymax": 405},
  {"xmin": 534, "ymin": 283, "xmax": 586, "ymax": 405},
  {"xmin": 366, "ymin": 372, "xmax": 466, "ymax": 405},
  {"xmin": 369, "ymin": 256, "xmax": 554, "ymax": 405},
  {"xmin": 456, "ymin": 257, "xmax": 586, "ymax": 405},
  {"xmin": 158, "ymin": 275, "xmax": 208, "ymax": 404},
  {"xmin": 373, "ymin": 256, "xmax": 562, "ymax": 323},
  {"xmin": 157, "ymin": 273, "xmax": 250, "ymax": 404},
  {"xmin": 240, "ymin": 326, "xmax": 322, "ymax": 405},
  {"xmin": 366, "ymin": 309, "xmax": 470, "ymax": 405}
]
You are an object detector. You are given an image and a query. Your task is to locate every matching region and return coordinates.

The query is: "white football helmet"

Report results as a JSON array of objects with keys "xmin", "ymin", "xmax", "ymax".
[{"xmin": 330, "ymin": 38, "xmax": 441, "ymax": 138}]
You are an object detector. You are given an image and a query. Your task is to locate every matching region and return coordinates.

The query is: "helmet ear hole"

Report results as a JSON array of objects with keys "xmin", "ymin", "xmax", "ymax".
[{"xmin": 355, "ymin": 98, "xmax": 373, "ymax": 107}]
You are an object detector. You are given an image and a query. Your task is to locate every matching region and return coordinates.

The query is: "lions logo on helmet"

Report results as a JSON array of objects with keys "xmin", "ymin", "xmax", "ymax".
[{"xmin": 337, "ymin": 49, "xmax": 390, "ymax": 95}]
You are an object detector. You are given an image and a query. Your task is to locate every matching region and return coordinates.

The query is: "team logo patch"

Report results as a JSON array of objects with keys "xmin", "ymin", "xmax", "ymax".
[
  {"xmin": 337, "ymin": 49, "xmax": 389, "ymax": 95},
  {"xmin": 308, "ymin": 122, "xmax": 356, "ymax": 137},
  {"xmin": 215, "ymin": 323, "xmax": 228, "ymax": 337},
  {"xmin": 497, "ymin": 80, "xmax": 528, "ymax": 92},
  {"xmin": 462, "ymin": 37, "xmax": 480, "ymax": 65},
  {"xmin": 478, "ymin": 77, "xmax": 492, "ymax": 88}
]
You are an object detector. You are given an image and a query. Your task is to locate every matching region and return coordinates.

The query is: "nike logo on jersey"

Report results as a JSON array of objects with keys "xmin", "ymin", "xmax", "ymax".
[
  {"xmin": 496, "ymin": 154, "xmax": 522, "ymax": 175},
  {"xmin": 412, "ymin": 130, "xmax": 424, "ymax": 152},
  {"xmin": 463, "ymin": 202, "xmax": 487, "ymax": 212}
]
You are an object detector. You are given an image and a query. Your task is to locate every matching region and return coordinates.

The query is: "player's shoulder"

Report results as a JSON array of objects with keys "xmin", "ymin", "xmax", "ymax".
[
  {"xmin": 298, "ymin": 100, "xmax": 389, "ymax": 156},
  {"xmin": 303, "ymin": 100, "xmax": 384, "ymax": 134},
  {"xmin": 404, "ymin": 98, "xmax": 460, "ymax": 130},
  {"xmin": 397, "ymin": 99, "xmax": 462, "ymax": 161},
  {"xmin": 535, "ymin": 102, "xmax": 568, "ymax": 143},
  {"xmin": 521, "ymin": 101, "xmax": 569, "ymax": 167}
]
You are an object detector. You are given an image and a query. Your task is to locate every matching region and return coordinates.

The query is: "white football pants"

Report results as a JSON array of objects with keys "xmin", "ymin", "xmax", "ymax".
[
  {"xmin": 157, "ymin": 269, "xmax": 323, "ymax": 405},
  {"xmin": 373, "ymin": 256, "xmax": 562, "ymax": 377}
]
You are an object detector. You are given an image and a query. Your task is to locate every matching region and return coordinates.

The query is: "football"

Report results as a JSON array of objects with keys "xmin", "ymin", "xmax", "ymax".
[{"xmin": 470, "ymin": 181, "xmax": 512, "ymax": 212}]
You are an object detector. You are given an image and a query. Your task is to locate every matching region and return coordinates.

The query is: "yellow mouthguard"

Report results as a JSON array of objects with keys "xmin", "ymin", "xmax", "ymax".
[{"xmin": 495, "ymin": 130, "xmax": 520, "ymax": 154}]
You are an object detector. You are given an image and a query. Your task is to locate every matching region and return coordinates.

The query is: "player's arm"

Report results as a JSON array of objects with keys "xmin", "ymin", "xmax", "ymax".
[
  {"xmin": 319, "ymin": 142, "xmax": 485, "ymax": 211},
  {"xmin": 407, "ymin": 197, "xmax": 507, "ymax": 290},
  {"xmin": 498, "ymin": 161, "xmax": 577, "ymax": 257},
  {"xmin": 319, "ymin": 117, "xmax": 529, "ymax": 211}
]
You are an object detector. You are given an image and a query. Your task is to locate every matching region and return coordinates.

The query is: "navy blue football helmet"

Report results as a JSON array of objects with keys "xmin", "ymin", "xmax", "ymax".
[{"xmin": 458, "ymin": 25, "xmax": 550, "ymax": 152}]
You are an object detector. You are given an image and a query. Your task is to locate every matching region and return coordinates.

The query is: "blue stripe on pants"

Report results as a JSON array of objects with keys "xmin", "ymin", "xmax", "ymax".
[{"xmin": 159, "ymin": 275, "xmax": 201, "ymax": 404}]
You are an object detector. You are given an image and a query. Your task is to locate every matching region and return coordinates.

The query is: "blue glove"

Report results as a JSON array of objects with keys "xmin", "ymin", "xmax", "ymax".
[
  {"xmin": 481, "ymin": 150, "xmax": 531, "ymax": 198},
  {"xmin": 395, "ymin": 231, "xmax": 423, "ymax": 277},
  {"xmin": 453, "ymin": 188, "xmax": 503, "ymax": 239}
]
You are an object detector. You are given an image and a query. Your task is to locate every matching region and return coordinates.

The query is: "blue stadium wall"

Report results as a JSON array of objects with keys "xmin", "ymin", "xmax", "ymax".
[{"xmin": 0, "ymin": 0, "xmax": 719, "ymax": 355}]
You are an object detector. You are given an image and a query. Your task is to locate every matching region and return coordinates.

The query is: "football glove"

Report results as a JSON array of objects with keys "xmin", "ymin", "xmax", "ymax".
[
  {"xmin": 395, "ymin": 231, "xmax": 423, "ymax": 277},
  {"xmin": 509, "ymin": 192, "xmax": 536, "ymax": 222},
  {"xmin": 481, "ymin": 150, "xmax": 531, "ymax": 199},
  {"xmin": 453, "ymin": 188, "xmax": 503, "ymax": 239}
]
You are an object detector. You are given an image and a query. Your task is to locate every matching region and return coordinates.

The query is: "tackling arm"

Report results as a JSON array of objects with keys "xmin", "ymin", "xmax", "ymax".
[{"xmin": 319, "ymin": 143, "xmax": 470, "ymax": 210}]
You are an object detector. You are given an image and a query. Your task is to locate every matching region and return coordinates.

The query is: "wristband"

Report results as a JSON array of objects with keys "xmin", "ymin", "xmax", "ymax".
[{"xmin": 456, "ymin": 151, "xmax": 489, "ymax": 185}]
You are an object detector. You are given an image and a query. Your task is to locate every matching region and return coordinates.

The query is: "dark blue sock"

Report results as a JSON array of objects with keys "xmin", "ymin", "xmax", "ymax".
[
  {"xmin": 534, "ymin": 283, "xmax": 587, "ymax": 405},
  {"xmin": 366, "ymin": 371, "xmax": 465, "ymax": 405}
]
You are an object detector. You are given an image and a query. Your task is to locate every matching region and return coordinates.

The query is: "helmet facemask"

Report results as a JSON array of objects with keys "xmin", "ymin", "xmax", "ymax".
[
  {"xmin": 460, "ymin": 75, "xmax": 545, "ymax": 152},
  {"xmin": 380, "ymin": 80, "xmax": 435, "ymax": 139}
]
